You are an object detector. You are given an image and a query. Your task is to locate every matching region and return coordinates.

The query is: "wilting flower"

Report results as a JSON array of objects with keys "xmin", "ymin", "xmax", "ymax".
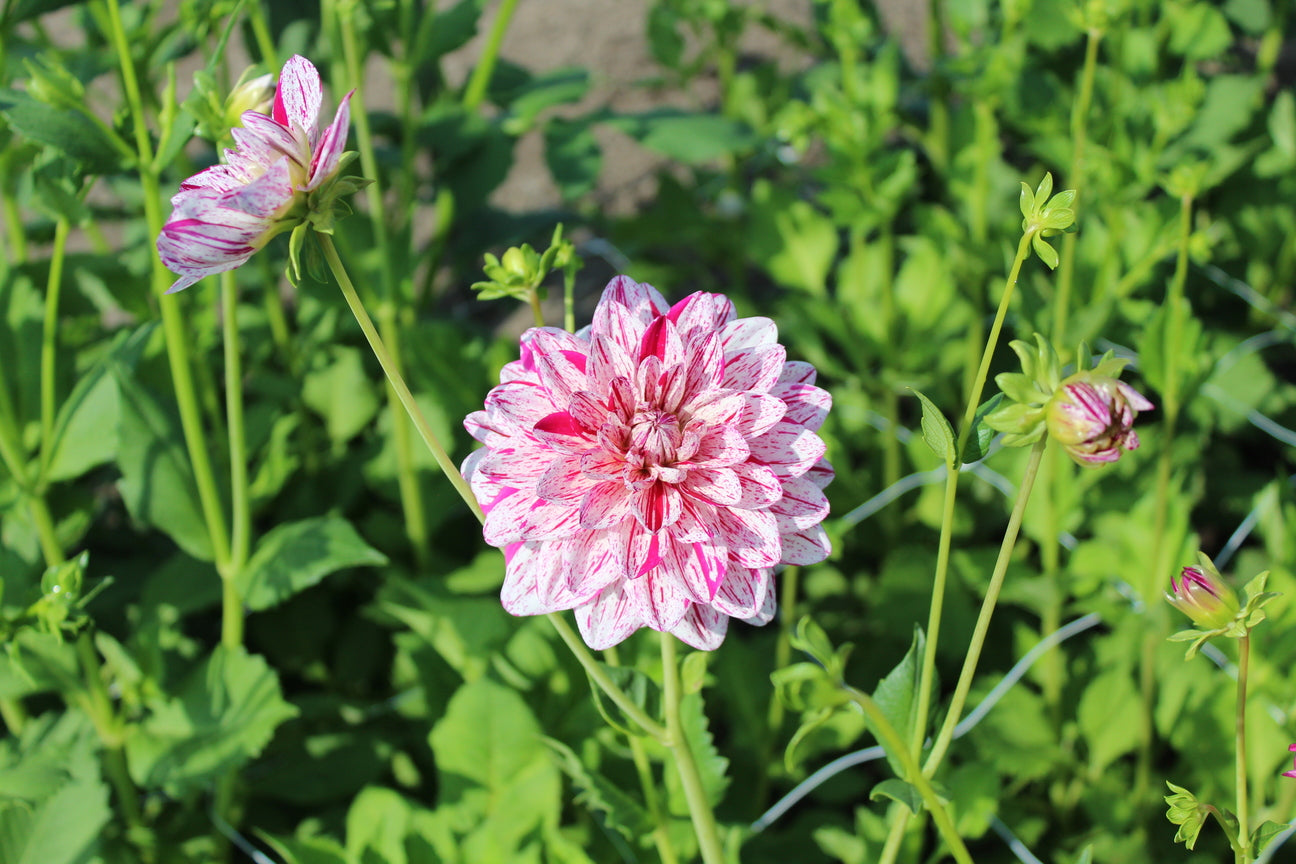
[
  {"xmin": 463, "ymin": 277, "xmax": 833, "ymax": 650},
  {"xmin": 1045, "ymin": 372, "xmax": 1153, "ymax": 465},
  {"xmin": 1167, "ymin": 565, "xmax": 1240, "ymax": 630},
  {"xmin": 1284, "ymin": 744, "xmax": 1296, "ymax": 779},
  {"xmin": 157, "ymin": 55, "xmax": 355, "ymax": 293}
]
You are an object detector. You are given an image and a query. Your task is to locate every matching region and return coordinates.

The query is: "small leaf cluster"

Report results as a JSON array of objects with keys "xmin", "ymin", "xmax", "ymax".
[
  {"xmin": 471, "ymin": 223, "xmax": 579, "ymax": 302},
  {"xmin": 1019, "ymin": 173, "xmax": 1076, "ymax": 269},
  {"xmin": 1165, "ymin": 781, "xmax": 1285, "ymax": 858}
]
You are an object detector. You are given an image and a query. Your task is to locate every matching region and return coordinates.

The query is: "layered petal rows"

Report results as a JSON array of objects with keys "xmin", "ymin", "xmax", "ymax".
[
  {"xmin": 157, "ymin": 55, "xmax": 353, "ymax": 292},
  {"xmin": 463, "ymin": 277, "xmax": 833, "ymax": 650}
]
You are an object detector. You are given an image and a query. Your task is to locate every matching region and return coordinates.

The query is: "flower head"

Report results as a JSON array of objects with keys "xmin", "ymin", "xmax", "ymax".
[
  {"xmin": 463, "ymin": 277, "xmax": 833, "ymax": 650},
  {"xmin": 157, "ymin": 55, "xmax": 356, "ymax": 293},
  {"xmin": 1046, "ymin": 371, "xmax": 1153, "ymax": 465},
  {"xmin": 1167, "ymin": 565, "xmax": 1240, "ymax": 630},
  {"xmin": 1284, "ymin": 744, "xmax": 1296, "ymax": 779}
]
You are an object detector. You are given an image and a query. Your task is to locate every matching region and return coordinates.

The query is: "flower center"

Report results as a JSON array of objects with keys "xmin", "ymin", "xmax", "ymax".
[{"xmin": 629, "ymin": 408, "xmax": 681, "ymax": 466}]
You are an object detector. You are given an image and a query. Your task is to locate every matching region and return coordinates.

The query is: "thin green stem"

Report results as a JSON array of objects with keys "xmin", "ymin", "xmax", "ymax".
[
  {"xmin": 756, "ymin": 565, "xmax": 800, "ymax": 808},
  {"xmin": 909, "ymin": 229, "xmax": 1035, "ymax": 765},
  {"xmin": 660, "ymin": 633, "xmax": 724, "ymax": 864},
  {"xmin": 1236, "ymin": 634, "xmax": 1252, "ymax": 864},
  {"xmin": 1052, "ymin": 27, "xmax": 1100, "ymax": 347},
  {"xmin": 246, "ymin": 0, "xmax": 278, "ymax": 65},
  {"xmin": 846, "ymin": 687, "xmax": 975, "ymax": 864},
  {"xmin": 1, "ymin": 193, "xmax": 25, "ymax": 264},
  {"xmin": 0, "ymin": 698, "xmax": 27, "ymax": 735},
  {"xmin": 104, "ymin": 0, "xmax": 232, "ymax": 573},
  {"xmin": 1136, "ymin": 191, "xmax": 1193, "ymax": 800},
  {"xmin": 39, "ymin": 217, "xmax": 70, "ymax": 469},
  {"xmin": 547, "ymin": 613, "xmax": 666, "ymax": 741},
  {"xmin": 220, "ymin": 271, "xmax": 249, "ymax": 648},
  {"xmin": 0, "ymin": 398, "xmax": 63, "ymax": 567},
  {"xmin": 461, "ymin": 0, "xmax": 519, "ymax": 110},
  {"xmin": 528, "ymin": 286, "xmax": 545, "ymax": 328},
  {"xmin": 318, "ymin": 233, "xmax": 484, "ymax": 522},
  {"xmin": 924, "ymin": 438, "xmax": 1047, "ymax": 774},
  {"xmin": 336, "ymin": 6, "xmax": 431, "ymax": 565},
  {"xmin": 76, "ymin": 632, "xmax": 142, "ymax": 830},
  {"xmin": 604, "ymin": 645, "xmax": 680, "ymax": 864},
  {"xmin": 925, "ymin": 0, "xmax": 949, "ymax": 172}
]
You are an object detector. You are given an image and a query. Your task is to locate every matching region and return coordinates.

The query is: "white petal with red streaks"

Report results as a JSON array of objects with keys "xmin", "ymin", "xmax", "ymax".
[
  {"xmin": 566, "ymin": 530, "xmax": 624, "ymax": 597},
  {"xmin": 722, "ymin": 344, "xmax": 786, "ymax": 392},
  {"xmin": 775, "ymin": 382, "xmax": 831, "ymax": 431},
  {"xmin": 536, "ymin": 454, "xmax": 599, "ymax": 504},
  {"xmin": 713, "ymin": 506, "xmax": 781, "ymax": 569},
  {"xmin": 224, "ymin": 159, "xmax": 296, "ymax": 218},
  {"xmin": 771, "ymin": 474, "xmax": 830, "ymax": 530},
  {"xmin": 780, "ymin": 524, "xmax": 831, "ymax": 565},
  {"xmin": 743, "ymin": 579, "xmax": 777, "ymax": 625},
  {"xmin": 632, "ymin": 567, "xmax": 692, "ymax": 632},
  {"xmin": 682, "ymin": 467, "xmax": 741, "ymax": 506},
  {"xmin": 749, "ymin": 423, "xmax": 826, "ymax": 478},
  {"xmin": 237, "ymin": 113, "xmax": 309, "ymax": 171},
  {"xmin": 482, "ymin": 488, "xmax": 535, "ymax": 545},
  {"xmin": 732, "ymin": 462, "xmax": 783, "ymax": 509},
  {"xmin": 669, "ymin": 603, "xmax": 728, "ymax": 650},
  {"xmin": 776, "ymin": 360, "xmax": 817, "ymax": 386},
  {"xmin": 530, "ymin": 330, "xmax": 589, "ymax": 406},
  {"xmin": 501, "ymin": 542, "xmax": 583, "ymax": 615},
  {"xmin": 720, "ymin": 316, "xmax": 777, "ymax": 352},
  {"xmin": 579, "ymin": 480, "xmax": 631, "ymax": 530},
  {"xmin": 486, "ymin": 380, "xmax": 555, "ymax": 432},
  {"xmin": 576, "ymin": 582, "xmax": 643, "ymax": 650},
  {"xmin": 711, "ymin": 567, "xmax": 769, "ymax": 619},
  {"xmin": 734, "ymin": 393, "xmax": 787, "ymax": 438}
]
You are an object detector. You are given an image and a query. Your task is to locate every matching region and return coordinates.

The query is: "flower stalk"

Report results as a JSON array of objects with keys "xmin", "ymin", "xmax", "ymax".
[{"xmin": 661, "ymin": 633, "xmax": 725, "ymax": 864}]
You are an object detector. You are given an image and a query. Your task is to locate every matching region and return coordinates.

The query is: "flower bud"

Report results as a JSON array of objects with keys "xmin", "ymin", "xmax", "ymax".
[
  {"xmin": 1284, "ymin": 744, "xmax": 1296, "ymax": 779},
  {"xmin": 1046, "ymin": 373, "xmax": 1153, "ymax": 465},
  {"xmin": 225, "ymin": 71, "xmax": 275, "ymax": 125},
  {"xmin": 1167, "ymin": 565, "xmax": 1240, "ymax": 630}
]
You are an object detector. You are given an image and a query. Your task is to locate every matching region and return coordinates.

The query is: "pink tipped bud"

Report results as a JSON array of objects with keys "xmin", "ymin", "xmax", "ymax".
[
  {"xmin": 1046, "ymin": 373, "xmax": 1153, "ymax": 465},
  {"xmin": 1284, "ymin": 744, "xmax": 1296, "ymax": 779},
  {"xmin": 1167, "ymin": 566, "xmax": 1240, "ymax": 630}
]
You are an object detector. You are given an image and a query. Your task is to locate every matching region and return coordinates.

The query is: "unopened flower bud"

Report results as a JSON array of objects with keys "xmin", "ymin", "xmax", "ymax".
[
  {"xmin": 1167, "ymin": 566, "xmax": 1240, "ymax": 630},
  {"xmin": 1283, "ymin": 744, "xmax": 1296, "ymax": 779},
  {"xmin": 1046, "ymin": 373, "xmax": 1153, "ymax": 465},
  {"xmin": 226, "ymin": 71, "xmax": 275, "ymax": 124}
]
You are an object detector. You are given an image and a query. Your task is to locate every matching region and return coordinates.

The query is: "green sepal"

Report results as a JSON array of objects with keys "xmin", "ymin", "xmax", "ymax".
[
  {"xmin": 870, "ymin": 778, "xmax": 923, "ymax": 815},
  {"xmin": 1164, "ymin": 781, "xmax": 1211, "ymax": 850},
  {"xmin": 961, "ymin": 393, "xmax": 1004, "ymax": 464},
  {"xmin": 1251, "ymin": 820, "xmax": 1287, "ymax": 857}
]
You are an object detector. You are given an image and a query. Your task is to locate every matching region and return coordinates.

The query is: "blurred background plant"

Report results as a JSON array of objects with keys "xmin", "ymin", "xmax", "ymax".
[{"xmin": 0, "ymin": 0, "xmax": 1294, "ymax": 862}]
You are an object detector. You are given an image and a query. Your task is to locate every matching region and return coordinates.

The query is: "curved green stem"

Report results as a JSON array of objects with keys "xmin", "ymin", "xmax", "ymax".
[
  {"xmin": 1236, "ymin": 634, "xmax": 1252, "ymax": 864},
  {"xmin": 547, "ymin": 613, "xmax": 666, "ymax": 740},
  {"xmin": 39, "ymin": 217, "xmax": 70, "ymax": 471},
  {"xmin": 220, "ymin": 271, "xmax": 249, "ymax": 648},
  {"xmin": 660, "ymin": 633, "xmax": 725, "ymax": 864},
  {"xmin": 846, "ymin": 687, "xmax": 975, "ymax": 864},
  {"xmin": 104, "ymin": 0, "xmax": 232, "ymax": 574},
  {"xmin": 909, "ymin": 229, "xmax": 1035, "ymax": 763},
  {"xmin": 318, "ymin": 234, "xmax": 482, "ymax": 522},
  {"xmin": 924, "ymin": 438, "xmax": 1047, "ymax": 774},
  {"xmin": 462, "ymin": 0, "xmax": 520, "ymax": 110},
  {"xmin": 76, "ymin": 632, "xmax": 142, "ymax": 830},
  {"xmin": 1, "ymin": 193, "xmax": 26, "ymax": 264},
  {"xmin": 604, "ymin": 645, "xmax": 680, "ymax": 864},
  {"xmin": 0, "ymin": 389, "xmax": 63, "ymax": 566},
  {"xmin": 336, "ymin": 6, "xmax": 431, "ymax": 565}
]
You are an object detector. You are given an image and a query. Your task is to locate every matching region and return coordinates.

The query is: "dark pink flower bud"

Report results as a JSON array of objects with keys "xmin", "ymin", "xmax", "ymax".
[
  {"xmin": 1045, "ymin": 373, "xmax": 1153, "ymax": 465},
  {"xmin": 1167, "ymin": 566, "xmax": 1239, "ymax": 630}
]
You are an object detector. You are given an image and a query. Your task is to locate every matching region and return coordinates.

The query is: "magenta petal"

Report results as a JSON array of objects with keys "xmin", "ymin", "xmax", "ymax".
[
  {"xmin": 273, "ymin": 55, "xmax": 323, "ymax": 133},
  {"xmin": 307, "ymin": 91, "xmax": 353, "ymax": 190}
]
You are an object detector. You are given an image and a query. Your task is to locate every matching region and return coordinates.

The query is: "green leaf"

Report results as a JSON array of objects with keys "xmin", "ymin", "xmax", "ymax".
[
  {"xmin": 584, "ymin": 662, "xmax": 662, "ymax": 736},
  {"xmin": 681, "ymin": 649, "xmax": 708, "ymax": 695},
  {"xmin": 0, "ymin": 772, "xmax": 109, "ymax": 864},
  {"xmin": 126, "ymin": 647, "xmax": 299, "ymax": 794},
  {"xmin": 607, "ymin": 109, "xmax": 757, "ymax": 163},
  {"xmin": 301, "ymin": 346, "xmax": 382, "ymax": 445},
  {"xmin": 909, "ymin": 388, "xmax": 955, "ymax": 466},
  {"xmin": 1250, "ymin": 820, "xmax": 1286, "ymax": 857},
  {"xmin": 748, "ymin": 180, "xmax": 837, "ymax": 295},
  {"xmin": 870, "ymin": 778, "xmax": 922, "ymax": 814},
  {"xmin": 544, "ymin": 118, "xmax": 601, "ymax": 200},
  {"xmin": 1077, "ymin": 670, "xmax": 1143, "ymax": 772},
  {"xmin": 42, "ymin": 344, "xmax": 123, "ymax": 483},
  {"xmin": 868, "ymin": 626, "xmax": 925, "ymax": 778},
  {"xmin": 237, "ymin": 516, "xmax": 387, "ymax": 612},
  {"xmin": 113, "ymin": 365, "xmax": 214, "ymax": 562},
  {"xmin": 260, "ymin": 833, "xmax": 351, "ymax": 864},
  {"xmin": 1032, "ymin": 233, "xmax": 1059, "ymax": 269},
  {"xmin": 543, "ymin": 738, "xmax": 652, "ymax": 841},
  {"xmin": 961, "ymin": 393, "xmax": 1004, "ymax": 464},
  {"xmin": 0, "ymin": 91, "xmax": 124, "ymax": 173}
]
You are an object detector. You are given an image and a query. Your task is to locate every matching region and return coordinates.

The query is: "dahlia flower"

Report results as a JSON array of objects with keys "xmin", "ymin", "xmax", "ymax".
[
  {"xmin": 156, "ymin": 55, "xmax": 355, "ymax": 293},
  {"xmin": 1045, "ymin": 372, "xmax": 1153, "ymax": 465},
  {"xmin": 463, "ymin": 277, "xmax": 833, "ymax": 650}
]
